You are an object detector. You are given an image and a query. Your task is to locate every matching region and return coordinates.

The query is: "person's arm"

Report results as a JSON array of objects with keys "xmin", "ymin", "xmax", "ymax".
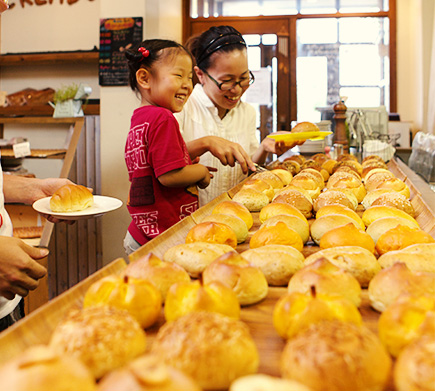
[
  {"xmin": 252, "ymin": 132, "xmax": 299, "ymax": 165},
  {"xmin": 185, "ymin": 136, "xmax": 256, "ymax": 174},
  {"xmin": 0, "ymin": 237, "xmax": 47, "ymax": 300},
  {"xmin": 158, "ymin": 163, "xmax": 211, "ymax": 189}
]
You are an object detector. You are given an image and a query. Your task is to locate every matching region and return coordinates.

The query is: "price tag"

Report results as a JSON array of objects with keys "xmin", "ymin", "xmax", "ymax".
[{"xmin": 12, "ymin": 141, "xmax": 31, "ymax": 158}]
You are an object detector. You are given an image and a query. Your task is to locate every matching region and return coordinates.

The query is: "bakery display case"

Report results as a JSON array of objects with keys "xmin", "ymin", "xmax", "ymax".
[{"xmin": 0, "ymin": 157, "xmax": 433, "ymax": 391}]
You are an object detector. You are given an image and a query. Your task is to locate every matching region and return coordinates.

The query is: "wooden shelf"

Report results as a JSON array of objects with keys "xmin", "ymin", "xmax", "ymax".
[
  {"xmin": 0, "ymin": 50, "xmax": 99, "ymax": 67},
  {"xmin": 0, "ymin": 104, "xmax": 100, "ymax": 117}
]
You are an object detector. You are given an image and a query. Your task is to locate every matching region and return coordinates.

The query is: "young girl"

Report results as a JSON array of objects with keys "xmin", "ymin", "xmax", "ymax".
[{"xmin": 123, "ymin": 39, "xmax": 211, "ymax": 254}]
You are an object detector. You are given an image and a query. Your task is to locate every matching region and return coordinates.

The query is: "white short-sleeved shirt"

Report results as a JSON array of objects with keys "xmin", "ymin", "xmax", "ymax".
[
  {"xmin": 175, "ymin": 84, "xmax": 259, "ymax": 206},
  {"xmin": 0, "ymin": 156, "xmax": 21, "ymax": 319}
]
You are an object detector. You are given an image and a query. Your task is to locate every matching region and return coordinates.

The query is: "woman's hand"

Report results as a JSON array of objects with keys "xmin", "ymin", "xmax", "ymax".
[{"xmin": 260, "ymin": 131, "xmax": 298, "ymax": 155}]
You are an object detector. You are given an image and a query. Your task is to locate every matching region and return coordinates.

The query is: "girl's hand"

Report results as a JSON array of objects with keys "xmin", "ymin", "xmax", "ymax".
[{"xmin": 197, "ymin": 167, "xmax": 212, "ymax": 189}]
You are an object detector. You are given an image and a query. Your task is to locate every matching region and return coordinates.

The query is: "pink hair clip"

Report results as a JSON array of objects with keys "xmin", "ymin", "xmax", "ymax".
[{"xmin": 138, "ymin": 47, "xmax": 150, "ymax": 58}]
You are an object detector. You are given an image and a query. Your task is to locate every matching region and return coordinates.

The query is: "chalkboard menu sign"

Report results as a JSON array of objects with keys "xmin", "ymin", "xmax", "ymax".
[{"xmin": 99, "ymin": 17, "xmax": 143, "ymax": 86}]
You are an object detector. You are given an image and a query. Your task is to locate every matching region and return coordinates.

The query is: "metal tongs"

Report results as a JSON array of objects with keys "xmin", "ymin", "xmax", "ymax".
[{"xmin": 253, "ymin": 163, "xmax": 268, "ymax": 172}]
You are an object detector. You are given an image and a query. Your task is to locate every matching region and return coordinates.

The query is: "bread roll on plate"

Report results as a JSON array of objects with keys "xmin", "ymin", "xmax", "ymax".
[
  {"xmin": 241, "ymin": 244, "xmax": 304, "ymax": 286},
  {"xmin": 152, "ymin": 312, "xmax": 259, "ymax": 390},
  {"xmin": 97, "ymin": 354, "xmax": 201, "ymax": 391},
  {"xmin": 50, "ymin": 184, "xmax": 93, "ymax": 213},
  {"xmin": 368, "ymin": 262, "xmax": 435, "ymax": 312},
  {"xmin": 309, "ymin": 214, "xmax": 362, "ymax": 245},
  {"xmin": 212, "ymin": 200, "xmax": 253, "ymax": 230},
  {"xmin": 375, "ymin": 225, "xmax": 435, "ymax": 256},
  {"xmin": 320, "ymin": 223, "xmax": 375, "ymax": 253},
  {"xmin": 201, "ymin": 213, "xmax": 248, "ymax": 244},
  {"xmin": 163, "ymin": 242, "xmax": 235, "ymax": 278},
  {"xmin": 241, "ymin": 178, "xmax": 275, "ymax": 201},
  {"xmin": 272, "ymin": 189, "xmax": 313, "ymax": 219},
  {"xmin": 232, "ymin": 187, "xmax": 270, "ymax": 212},
  {"xmin": 304, "ymin": 246, "xmax": 381, "ymax": 287},
  {"xmin": 250, "ymin": 221, "xmax": 304, "ymax": 251},
  {"xmin": 185, "ymin": 221, "xmax": 238, "ymax": 248},
  {"xmin": 203, "ymin": 251, "xmax": 268, "ymax": 305},
  {"xmin": 230, "ymin": 374, "xmax": 312, "ymax": 391},
  {"xmin": 315, "ymin": 204, "xmax": 365, "ymax": 229},
  {"xmin": 259, "ymin": 202, "xmax": 307, "ymax": 224},
  {"xmin": 290, "ymin": 121, "xmax": 320, "ymax": 145},
  {"xmin": 361, "ymin": 205, "xmax": 419, "ymax": 227},
  {"xmin": 377, "ymin": 243, "xmax": 435, "ymax": 273},
  {"xmin": 50, "ymin": 306, "xmax": 147, "ymax": 379},
  {"xmin": 280, "ymin": 321, "xmax": 392, "ymax": 391},
  {"xmin": 313, "ymin": 189, "xmax": 357, "ymax": 212},
  {"xmin": 0, "ymin": 345, "xmax": 96, "ymax": 391},
  {"xmin": 394, "ymin": 336, "xmax": 435, "ymax": 391},
  {"xmin": 366, "ymin": 216, "xmax": 420, "ymax": 244},
  {"xmin": 260, "ymin": 214, "xmax": 309, "ymax": 243},
  {"xmin": 288, "ymin": 258, "xmax": 362, "ymax": 307}
]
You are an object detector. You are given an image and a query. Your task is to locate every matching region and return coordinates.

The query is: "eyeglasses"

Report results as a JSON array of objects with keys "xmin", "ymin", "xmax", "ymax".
[{"xmin": 203, "ymin": 70, "xmax": 255, "ymax": 91}]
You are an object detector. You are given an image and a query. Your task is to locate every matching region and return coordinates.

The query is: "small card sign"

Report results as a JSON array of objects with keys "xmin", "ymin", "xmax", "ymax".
[
  {"xmin": 99, "ymin": 17, "xmax": 143, "ymax": 86},
  {"xmin": 13, "ymin": 141, "xmax": 31, "ymax": 158}
]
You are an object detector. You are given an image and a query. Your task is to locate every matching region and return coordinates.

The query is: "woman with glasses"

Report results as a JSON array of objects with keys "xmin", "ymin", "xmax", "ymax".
[{"xmin": 175, "ymin": 25, "xmax": 295, "ymax": 206}]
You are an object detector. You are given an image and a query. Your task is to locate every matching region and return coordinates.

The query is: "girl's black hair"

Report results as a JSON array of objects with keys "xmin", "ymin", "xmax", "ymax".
[
  {"xmin": 186, "ymin": 25, "xmax": 247, "ymax": 71},
  {"xmin": 124, "ymin": 39, "xmax": 191, "ymax": 92}
]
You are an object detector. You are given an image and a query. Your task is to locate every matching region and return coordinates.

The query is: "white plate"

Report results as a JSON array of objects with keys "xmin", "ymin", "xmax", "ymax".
[{"xmin": 32, "ymin": 195, "xmax": 123, "ymax": 220}]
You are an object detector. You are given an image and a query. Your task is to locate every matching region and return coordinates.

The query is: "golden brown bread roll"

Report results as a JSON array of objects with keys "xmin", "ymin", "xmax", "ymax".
[
  {"xmin": 362, "ymin": 154, "xmax": 385, "ymax": 164},
  {"xmin": 377, "ymin": 243, "xmax": 435, "ymax": 273},
  {"xmin": 50, "ymin": 306, "xmax": 147, "ymax": 379},
  {"xmin": 363, "ymin": 168, "xmax": 395, "ymax": 186},
  {"xmin": 361, "ymin": 162, "xmax": 389, "ymax": 179},
  {"xmin": 0, "ymin": 345, "xmax": 96, "ymax": 391},
  {"xmin": 368, "ymin": 262, "xmax": 435, "ymax": 312},
  {"xmin": 275, "ymin": 184, "xmax": 320, "ymax": 203},
  {"xmin": 252, "ymin": 170, "xmax": 285, "ymax": 189},
  {"xmin": 123, "ymin": 252, "xmax": 190, "ymax": 301},
  {"xmin": 241, "ymin": 244, "xmax": 304, "ymax": 286},
  {"xmin": 394, "ymin": 336, "xmax": 435, "ymax": 391},
  {"xmin": 296, "ymin": 169, "xmax": 325, "ymax": 188},
  {"xmin": 202, "ymin": 251, "xmax": 268, "ymax": 305},
  {"xmin": 291, "ymin": 121, "xmax": 320, "ymax": 145},
  {"xmin": 97, "ymin": 354, "xmax": 202, "ymax": 391},
  {"xmin": 260, "ymin": 214, "xmax": 309, "ymax": 243},
  {"xmin": 272, "ymin": 189, "xmax": 313, "ymax": 219},
  {"xmin": 250, "ymin": 221, "xmax": 304, "ymax": 251},
  {"xmin": 361, "ymin": 205, "xmax": 419, "ymax": 227},
  {"xmin": 374, "ymin": 177, "xmax": 411, "ymax": 198},
  {"xmin": 241, "ymin": 178, "xmax": 275, "ymax": 201},
  {"xmin": 201, "ymin": 213, "xmax": 248, "ymax": 243},
  {"xmin": 321, "ymin": 159, "xmax": 337, "ymax": 175},
  {"xmin": 366, "ymin": 216, "xmax": 420, "ymax": 244},
  {"xmin": 280, "ymin": 321, "xmax": 392, "ymax": 391},
  {"xmin": 289, "ymin": 175, "xmax": 321, "ymax": 199},
  {"xmin": 185, "ymin": 221, "xmax": 238, "ymax": 248},
  {"xmin": 309, "ymin": 214, "xmax": 362, "ymax": 245},
  {"xmin": 271, "ymin": 168, "xmax": 293, "ymax": 185},
  {"xmin": 232, "ymin": 187, "xmax": 270, "ymax": 212},
  {"xmin": 313, "ymin": 189, "xmax": 357, "ymax": 212},
  {"xmin": 311, "ymin": 153, "xmax": 329, "ymax": 165},
  {"xmin": 163, "ymin": 242, "xmax": 235, "ymax": 278},
  {"xmin": 304, "ymin": 246, "xmax": 381, "ymax": 287},
  {"xmin": 230, "ymin": 374, "xmax": 312, "ymax": 391},
  {"xmin": 371, "ymin": 191, "xmax": 415, "ymax": 216},
  {"xmin": 281, "ymin": 160, "xmax": 301, "ymax": 175},
  {"xmin": 327, "ymin": 172, "xmax": 366, "ymax": 203},
  {"xmin": 50, "ymin": 184, "xmax": 93, "ymax": 212},
  {"xmin": 285, "ymin": 154, "xmax": 305, "ymax": 165},
  {"xmin": 337, "ymin": 153, "xmax": 359, "ymax": 162},
  {"xmin": 315, "ymin": 204, "xmax": 365, "ymax": 229},
  {"xmin": 361, "ymin": 188, "xmax": 401, "ymax": 210},
  {"xmin": 288, "ymin": 258, "xmax": 362, "ymax": 307},
  {"xmin": 152, "ymin": 312, "xmax": 259, "ymax": 390},
  {"xmin": 259, "ymin": 202, "xmax": 307, "ymax": 224},
  {"xmin": 319, "ymin": 223, "xmax": 375, "ymax": 253},
  {"xmin": 212, "ymin": 200, "xmax": 253, "ymax": 230}
]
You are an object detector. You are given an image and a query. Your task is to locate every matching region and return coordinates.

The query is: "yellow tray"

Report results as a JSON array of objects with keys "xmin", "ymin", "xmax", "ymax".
[{"xmin": 267, "ymin": 131, "xmax": 332, "ymax": 142}]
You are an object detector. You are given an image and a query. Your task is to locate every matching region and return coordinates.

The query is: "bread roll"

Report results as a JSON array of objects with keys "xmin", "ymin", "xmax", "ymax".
[
  {"xmin": 362, "ymin": 154, "xmax": 385, "ymax": 164},
  {"xmin": 366, "ymin": 216, "xmax": 419, "ymax": 244},
  {"xmin": 371, "ymin": 192, "xmax": 415, "ymax": 216},
  {"xmin": 259, "ymin": 202, "xmax": 307, "ymax": 224},
  {"xmin": 364, "ymin": 169, "xmax": 395, "ymax": 188},
  {"xmin": 313, "ymin": 189, "xmax": 357, "ymax": 212},
  {"xmin": 337, "ymin": 153, "xmax": 359, "ymax": 162},
  {"xmin": 252, "ymin": 170, "xmax": 284, "ymax": 189},
  {"xmin": 304, "ymin": 246, "xmax": 381, "ymax": 287},
  {"xmin": 375, "ymin": 225, "xmax": 435, "ymax": 256},
  {"xmin": 291, "ymin": 121, "xmax": 320, "ymax": 145},
  {"xmin": 230, "ymin": 374, "xmax": 312, "ymax": 391},
  {"xmin": 311, "ymin": 153, "xmax": 329, "ymax": 165},
  {"xmin": 377, "ymin": 243, "xmax": 435, "ymax": 273},
  {"xmin": 303, "ymin": 167, "xmax": 328, "ymax": 185},
  {"xmin": 309, "ymin": 214, "xmax": 361, "ymax": 245},
  {"xmin": 0, "ymin": 345, "xmax": 96, "ymax": 391},
  {"xmin": 260, "ymin": 214, "xmax": 309, "ymax": 243},
  {"xmin": 289, "ymin": 174, "xmax": 322, "ymax": 198},
  {"xmin": 285, "ymin": 154, "xmax": 305, "ymax": 165},
  {"xmin": 361, "ymin": 162, "xmax": 388, "ymax": 179},
  {"xmin": 361, "ymin": 205, "xmax": 419, "ymax": 227},
  {"xmin": 50, "ymin": 306, "xmax": 147, "ymax": 379},
  {"xmin": 272, "ymin": 189, "xmax": 313, "ymax": 219},
  {"xmin": 202, "ymin": 251, "xmax": 268, "ymax": 305},
  {"xmin": 288, "ymin": 258, "xmax": 362, "ymax": 307},
  {"xmin": 163, "ymin": 242, "xmax": 235, "ymax": 278},
  {"xmin": 280, "ymin": 321, "xmax": 392, "ymax": 391},
  {"xmin": 232, "ymin": 187, "xmax": 270, "ymax": 212},
  {"xmin": 320, "ymin": 223, "xmax": 375, "ymax": 253},
  {"xmin": 271, "ymin": 168, "xmax": 293, "ymax": 185},
  {"xmin": 361, "ymin": 189, "xmax": 400, "ymax": 210},
  {"xmin": 50, "ymin": 184, "xmax": 93, "ymax": 213},
  {"xmin": 394, "ymin": 336, "xmax": 435, "ymax": 391},
  {"xmin": 327, "ymin": 173, "xmax": 366, "ymax": 203},
  {"xmin": 281, "ymin": 160, "xmax": 301, "ymax": 175},
  {"xmin": 242, "ymin": 178, "xmax": 275, "ymax": 201},
  {"xmin": 293, "ymin": 170, "xmax": 323, "ymax": 189},
  {"xmin": 250, "ymin": 221, "xmax": 304, "ymax": 251},
  {"xmin": 185, "ymin": 221, "xmax": 238, "ymax": 248},
  {"xmin": 123, "ymin": 252, "xmax": 190, "ymax": 301},
  {"xmin": 368, "ymin": 262, "xmax": 435, "ymax": 312},
  {"xmin": 315, "ymin": 204, "xmax": 365, "ymax": 229},
  {"xmin": 321, "ymin": 159, "xmax": 337, "ymax": 175},
  {"xmin": 97, "ymin": 354, "xmax": 201, "ymax": 391},
  {"xmin": 275, "ymin": 184, "xmax": 320, "ymax": 203},
  {"xmin": 202, "ymin": 213, "xmax": 248, "ymax": 243},
  {"xmin": 241, "ymin": 244, "xmax": 304, "ymax": 286},
  {"xmin": 374, "ymin": 177, "xmax": 411, "ymax": 198},
  {"xmin": 152, "ymin": 312, "xmax": 259, "ymax": 390},
  {"xmin": 212, "ymin": 200, "xmax": 253, "ymax": 230}
]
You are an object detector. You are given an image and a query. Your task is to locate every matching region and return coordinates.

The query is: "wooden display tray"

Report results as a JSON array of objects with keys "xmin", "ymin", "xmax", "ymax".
[{"xmin": 0, "ymin": 159, "xmax": 433, "ymax": 390}]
